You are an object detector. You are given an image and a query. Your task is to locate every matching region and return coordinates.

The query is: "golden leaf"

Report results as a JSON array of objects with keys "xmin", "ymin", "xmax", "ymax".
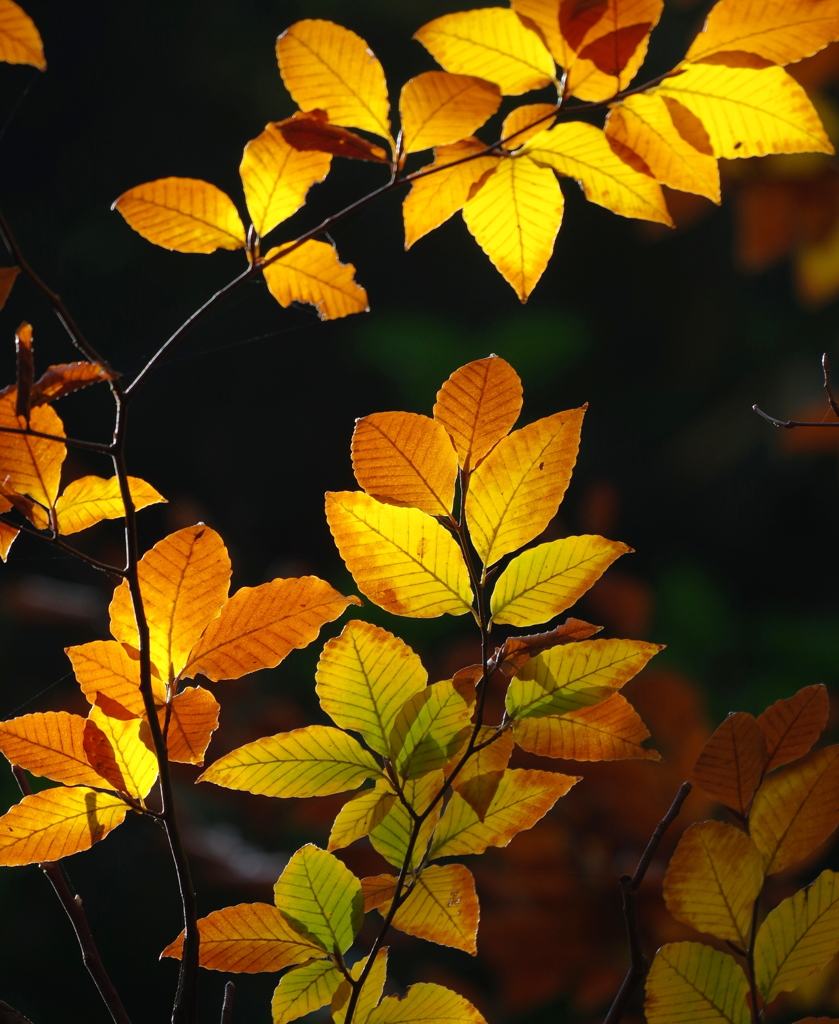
[
  {"xmin": 52, "ymin": 475, "xmax": 165, "ymax": 536},
  {"xmin": 325, "ymin": 491, "xmax": 473, "ymax": 618},
  {"xmin": 240, "ymin": 121, "xmax": 332, "ymax": 238},
  {"xmin": 30, "ymin": 361, "xmax": 116, "ymax": 404},
  {"xmin": 316, "ymin": 620, "xmax": 428, "ymax": 757},
  {"xmin": 370, "ymin": 772, "xmax": 443, "ymax": 870},
  {"xmin": 657, "ymin": 64, "xmax": 833, "ymax": 159},
  {"xmin": 645, "ymin": 942, "xmax": 750, "ymax": 1024},
  {"xmin": 0, "ymin": 787, "xmax": 128, "ymax": 866},
  {"xmin": 84, "ymin": 704, "xmax": 158, "ymax": 799},
  {"xmin": 758, "ymin": 684, "xmax": 830, "ymax": 772},
  {"xmin": 262, "ymin": 240, "xmax": 368, "ymax": 321},
  {"xmin": 462, "ymin": 154, "xmax": 564, "ymax": 302},
  {"xmin": 112, "ymin": 178, "xmax": 246, "ymax": 253},
  {"xmin": 272, "ymin": 959, "xmax": 344, "ymax": 1024},
  {"xmin": 369, "ymin": 983, "xmax": 487, "ymax": 1024},
  {"xmin": 403, "ymin": 138, "xmax": 499, "ymax": 249},
  {"xmin": 400, "ymin": 72, "xmax": 501, "ymax": 154},
  {"xmin": 501, "ymin": 103, "xmax": 558, "ymax": 149},
  {"xmin": 332, "ymin": 948, "xmax": 388, "ymax": 1024},
  {"xmin": 511, "ymin": 0, "xmax": 572, "ymax": 65},
  {"xmin": 0, "ymin": 389, "xmax": 65, "ymax": 506},
  {"xmin": 379, "ymin": 863, "xmax": 480, "ymax": 955},
  {"xmin": 389, "ymin": 680, "xmax": 471, "ymax": 779},
  {"xmin": 448, "ymin": 726, "xmax": 514, "ymax": 820},
  {"xmin": 362, "ymin": 874, "xmax": 398, "ymax": 912},
  {"xmin": 276, "ymin": 20, "xmax": 391, "ymax": 140},
  {"xmin": 328, "ymin": 780, "xmax": 396, "ymax": 851},
  {"xmin": 0, "ymin": 711, "xmax": 111, "ymax": 788},
  {"xmin": 164, "ymin": 686, "xmax": 219, "ymax": 765},
  {"xmin": 0, "ymin": 0, "xmax": 45, "ymax": 69},
  {"xmin": 0, "ymin": 520, "xmax": 18, "ymax": 561},
  {"xmin": 692, "ymin": 711, "xmax": 766, "ymax": 816},
  {"xmin": 183, "ymin": 576, "xmax": 359, "ymax": 682},
  {"xmin": 414, "ymin": 9, "xmax": 555, "ymax": 95},
  {"xmin": 161, "ymin": 902, "xmax": 324, "ymax": 973},
  {"xmin": 66, "ymin": 639, "xmax": 166, "ymax": 717},
  {"xmin": 351, "ymin": 410, "xmax": 458, "ymax": 516}
]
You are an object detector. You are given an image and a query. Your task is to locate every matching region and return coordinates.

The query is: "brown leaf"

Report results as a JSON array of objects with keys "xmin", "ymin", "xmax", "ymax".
[
  {"xmin": 0, "ymin": 267, "xmax": 19, "ymax": 311},
  {"xmin": 361, "ymin": 874, "xmax": 398, "ymax": 913},
  {"xmin": 692, "ymin": 711, "xmax": 766, "ymax": 816},
  {"xmin": 14, "ymin": 322, "xmax": 33, "ymax": 420},
  {"xmin": 30, "ymin": 362, "xmax": 116, "ymax": 404},
  {"xmin": 494, "ymin": 618, "xmax": 604, "ymax": 678},
  {"xmin": 279, "ymin": 111, "xmax": 389, "ymax": 162},
  {"xmin": 758, "ymin": 684, "xmax": 830, "ymax": 773},
  {"xmin": 578, "ymin": 22, "xmax": 653, "ymax": 76}
]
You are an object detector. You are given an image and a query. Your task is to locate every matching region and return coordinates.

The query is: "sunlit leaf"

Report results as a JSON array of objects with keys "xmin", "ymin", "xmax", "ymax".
[
  {"xmin": 328, "ymin": 780, "xmax": 396, "ymax": 851},
  {"xmin": 511, "ymin": 0, "xmax": 570, "ymax": 66},
  {"xmin": 400, "ymin": 72, "xmax": 501, "ymax": 154},
  {"xmin": 276, "ymin": 19, "xmax": 391, "ymax": 140},
  {"xmin": 52, "ymin": 475, "xmax": 165, "ymax": 536},
  {"xmin": 14, "ymin": 321, "xmax": 33, "ymax": 420},
  {"xmin": 0, "ymin": 711, "xmax": 110, "ymax": 788},
  {"xmin": 351, "ymin": 410, "xmax": 458, "ymax": 516},
  {"xmin": 448, "ymin": 726, "xmax": 514, "ymax": 820},
  {"xmin": 84, "ymin": 704, "xmax": 157, "ymax": 799},
  {"xmin": 0, "ymin": 266, "xmax": 19, "ymax": 311},
  {"xmin": 67, "ymin": 640, "xmax": 166, "ymax": 717},
  {"xmin": 316, "ymin": 620, "xmax": 427, "ymax": 757},
  {"xmin": 0, "ymin": 787, "xmax": 128, "ymax": 866},
  {"xmin": 272, "ymin": 959, "xmax": 343, "ymax": 1024},
  {"xmin": 370, "ymin": 771, "xmax": 443, "ymax": 870},
  {"xmin": 164, "ymin": 686, "xmax": 219, "ymax": 765},
  {"xmin": 501, "ymin": 103, "xmax": 557, "ymax": 149},
  {"xmin": 692, "ymin": 712, "xmax": 766, "ymax": 816},
  {"xmin": 0, "ymin": 388, "xmax": 65, "ymax": 506},
  {"xmin": 263, "ymin": 240, "xmax": 368, "ymax": 321},
  {"xmin": 0, "ymin": 520, "xmax": 18, "ymax": 561},
  {"xmin": 279, "ymin": 112, "xmax": 390, "ymax": 162},
  {"xmin": 370, "ymin": 983, "xmax": 486, "ymax": 1024},
  {"xmin": 389, "ymin": 679, "xmax": 471, "ymax": 779},
  {"xmin": 332, "ymin": 948, "xmax": 388, "ymax": 1024},
  {"xmin": 30, "ymin": 361, "xmax": 116, "ymax": 404},
  {"xmin": 325, "ymin": 491, "xmax": 473, "ymax": 618},
  {"xmin": 0, "ymin": 0, "xmax": 45, "ymax": 69},
  {"xmin": 758, "ymin": 684, "xmax": 830, "ymax": 772},
  {"xmin": 645, "ymin": 942, "xmax": 750, "ymax": 1024}
]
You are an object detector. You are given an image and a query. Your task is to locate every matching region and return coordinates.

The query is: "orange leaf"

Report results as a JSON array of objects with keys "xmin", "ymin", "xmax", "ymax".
[
  {"xmin": 0, "ymin": 787, "xmax": 128, "ymax": 866},
  {"xmin": 262, "ymin": 240, "xmax": 368, "ymax": 321},
  {"xmin": 66, "ymin": 639, "xmax": 166, "ymax": 717},
  {"xmin": 183, "ymin": 576, "xmax": 358, "ymax": 682},
  {"xmin": 449, "ymin": 727, "xmax": 514, "ymax": 820},
  {"xmin": 0, "ymin": 520, "xmax": 18, "ymax": 561},
  {"xmin": 383, "ymin": 863, "xmax": 480, "ymax": 954},
  {"xmin": 278, "ymin": 111, "xmax": 389, "ymax": 163},
  {"xmin": 692, "ymin": 711, "xmax": 766, "ymax": 816},
  {"xmin": 0, "ymin": 711, "xmax": 110, "ymax": 788},
  {"xmin": 758, "ymin": 684, "xmax": 830, "ymax": 772},
  {"xmin": 400, "ymin": 72, "xmax": 501, "ymax": 154},
  {"xmin": 493, "ymin": 618, "xmax": 603, "ymax": 677},
  {"xmin": 351, "ymin": 411, "xmax": 458, "ymax": 517},
  {"xmin": 0, "ymin": 0, "xmax": 45, "ymax": 70},
  {"xmin": 53, "ymin": 475, "xmax": 165, "ymax": 535},
  {"xmin": 0, "ymin": 266, "xmax": 19, "ymax": 310},
  {"xmin": 361, "ymin": 874, "xmax": 398, "ymax": 912},
  {"xmin": 0, "ymin": 388, "xmax": 66, "ymax": 506},
  {"xmin": 83, "ymin": 704, "xmax": 158, "ymax": 799},
  {"xmin": 30, "ymin": 361, "xmax": 116, "ymax": 404},
  {"xmin": 163, "ymin": 686, "xmax": 219, "ymax": 765},
  {"xmin": 15, "ymin": 321, "xmax": 33, "ymax": 420},
  {"xmin": 501, "ymin": 103, "xmax": 558, "ymax": 149}
]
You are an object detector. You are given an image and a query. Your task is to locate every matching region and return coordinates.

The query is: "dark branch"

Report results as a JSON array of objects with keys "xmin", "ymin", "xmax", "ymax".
[
  {"xmin": 220, "ymin": 982, "xmax": 235, "ymax": 1024},
  {"xmin": 0, "ymin": 423, "xmax": 112, "ymax": 452},
  {"xmin": 753, "ymin": 404, "xmax": 839, "ymax": 428},
  {"xmin": 0, "ymin": 512, "xmax": 126, "ymax": 576}
]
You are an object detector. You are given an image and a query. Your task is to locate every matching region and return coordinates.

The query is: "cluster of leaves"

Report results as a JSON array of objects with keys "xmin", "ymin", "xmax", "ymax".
[{"xmin": 647, "ymin": 684, "xmax": 839, "ymax": 1024}]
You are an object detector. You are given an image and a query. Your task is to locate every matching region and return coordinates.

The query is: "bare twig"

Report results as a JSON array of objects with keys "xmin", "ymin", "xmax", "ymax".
[
  {"xmin": 0, "ymin": 423, "xmax": 112, "ymax": 452},
  {"xmin": 220, "ymin": 982, "xmax": 235, "ymax": 1024},
  {"xmin": 753, "ymin": 353, "xmax": 839, "ymax": 429},
  {"xmin": 0, "ymin": 512, "xmax": 126, "ymax": 576}
]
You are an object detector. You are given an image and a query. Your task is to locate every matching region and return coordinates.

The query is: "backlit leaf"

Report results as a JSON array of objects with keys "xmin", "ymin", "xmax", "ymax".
[
  {"xmin": 316, "ymin": 620, "xmax": 427, "ymax": 756},
  {"xmin": 386, "ymin": 863, "xmax": 480, "ymax": 954},
  {"xmin": 692, "ymin": 712, "xmax": 766, "ymax": 816},
  {"xmin": 369, "ymin": 983, "xmax": 487, "ymax": 1024},
  {"xmin": 0, "ymin": 787, "xmax": 128, "ymax": 866},
  {"xmin": 240, "ymin": 121, "xmax": 332, "ymax": 238},
  {"xmin": 328, "ymin": 780, "xmax": 396, "ymax": 851},
  {"xmin": 663, "ymin": 821, "xmax": 763, "ymax": 947},
  {"xmin": 645, "ymin": 942, "xmax": 750, "ymax": 1024},
  {"xmin": 276, "ymin": 20, "xmax": 391, "ymax": 140},
  {"xmin": 370, "ymin": 771, "xmax": 443, "ymax": 870},
  {"xmin": 414, "ymin": 9, "xmax": 555, "ymax": 95},
  {"xmin": 161, "ymin": 902, "xmax": 324, "ymax": 973},
  {"xmin": 272, "ymin": 959, "xmax": 343, "ymax": 1024},
  {"xmin": 66, "ymin": 640, "xmax": 166, "ymax": 717},
  {"xmin": 755, "ymin": 869, "xmax": 839, "ymax": 1001},
  {"xmin": 0, "ymin": 0, "xmax": 45, "ymax": 69},
  {"xmin": 53, "ymin": 475, "xmax": 165, "ymax": 536},
  {"xmin": 512, "ymin": 692, "xmax": 660, "ymax": 761},
  {"xmin": 0, "ymin": 711, "xmax": 110, "ymax": 788},
  {"xmin": 750, "ymin": 745, "xmax": 839, "ymax": 874},
  {"xmin": 403, "ymin": 138, "xmax": 499, "ymax": 249},
  {"xmin": 84, "ymin": 704, "xmax": 157, "ymax": 799},
  {"xmin": 325, "ymin": 491, "xmax": 473, "ymax": 618},
  {"xmin": 164, "ymin": 686, "xmax": 219, "ymax": 765},
  {"xmin": 184, "ymin": 576, "xmax": 359, "ymax": 682},
  {"xmin": 109, "ymin": 524, "xmax": 231, "ymax": 682},
  {"xmin": 511, "ymin": 0, "xmax": 569, "ymax": 67},
  {"xmin": 657, "ymin": 64, "xmax": 833, "ymax": 159},
  {"xmin": 113, "ymin": 178, "xmax": 246, "ymax": 253},
  {"xmin": 389, "ymin": 679, "xmax": 471, "ymax": 779},
  {"xmin": 351, "ymin": 411, "xmax": 458, "ymax": 516},
  {"xmin": 0, "ymin": 389, "xmax": 65, "ymax": 506},
  {"xmin": 501, "ymin": 103, "xmax": 558, "ymax": 149},
  {"xmin": 524, "ymin": 122, "xmax": 673, "ymax": 225},
  {"xmin": 30, "ymin": 361, "xmax": 116, "ymax": 404},
  {"xmin": 332, "ymin": 948, "xmax": 388, "ymax": 1024},
  {"xmin": 263, "ymin": 240, "xmax": 368, "ymax": 321},
  {"xmin": 449, "ymin": 726, "xmax": 514, "ymax": 820},
  {"xmin": 198, "ymin": 724, "xmax": 380, "ymax": 798},
  {"xmin": 758, "ymin": 684, "xmax": 830, "ymax": 772},
  {"xmin": 0, "ymin": 266, "xmax": 19, "ymax": 310},
  {"xmin": 362, "ymin": 874, "xmax": 399, "ymax": 912},
  {"xmin": 491, "ymin": 534, "xmax": 630, "ymax": 627},
  {"xmin": 462, "ymin": 154, "xmax": 563, "ymax": 302},
  {"xmin": 14, "ymin": 321, "xmax": 32, "ymax": 421},
  {"xmin": 400, "ymin": 72, "xmax": 501, "ymax": 154},
  {"xmin": 430, "ymin": 767, "xmax": 579, "ymax": 859},
  {"xmin": 0, "ymin": 521, "xmax": 18, "ymax": 561},
  {"xmin": 279, "ymin": 113, "xmax": 390, "ymax": 162},
  {"xmin": 273, "ymin": 844, "xmax": 363, "ymax": 954}
]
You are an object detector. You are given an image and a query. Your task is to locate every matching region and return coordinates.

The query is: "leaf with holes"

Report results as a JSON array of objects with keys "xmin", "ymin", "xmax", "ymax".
[{"xmin": 262, "ymin": 241, "xmax": 368, "ymax": 321}]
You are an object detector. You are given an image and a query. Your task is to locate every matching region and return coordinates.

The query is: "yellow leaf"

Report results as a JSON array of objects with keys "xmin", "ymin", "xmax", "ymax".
[
  {"xmin": 692, "ymin": 712, "xmax": 766, "ymax": 816},
  {"xmin": 66, "ymin": 640, "xmax": 166, "ymax": 717},
  {"xmin": 263, "ymin": 240, "xmax": 368, "ymax": 321},
  {"xmin": 272, "ymin": 959, "xmax": 344, "ymax": 1024},
  {"xmin": 755, "ymin": 869, "xmax": 839, "ymax": 1001},
  {"xmin": 351, "ymin": 410, "xmax": 458, "ymax": 516},
  {"xmin": 433, "ymin": 355, "xmax": 522, "ymax": 472},
  {"xmin": 758, "ymin": 684, "xmax": 830, "ymax": 772},
  {"xmin": 506, "ymin": 638, "xmax": 662, "ymax": 719},
  {"xmin": 491, "ymin": 534, "xmax": 629, "ymax": 627},
  {"xmin": 325, "ymin": 491, "xmax": 473, "ymax": 618},
  {"xmin": 0, "ymin": 0, "xmax": 44, "ymax": 69},
  {"xmin": 664, "ymin": 821, "xmax": 763, "ymax": 947},
  {"xmin": 465, "ymin": 408, "xmax": 584, "ymax": 567},
  {"xmin": 400, "ymin": 71, "xmax": 501, "ymax": 154},
  {"xmin": 164, "ymin": 686, "xmax": 219, "ymax": 765},
  {"xmin": 362, "ymin": 874, "xmax": 399, "ymax": 913},
  {"xmin": 53, "ymin": 475, "xmax": 165, "ymax": 536},
  {"xmin": 0, "ymin": 786, "xmax": 128, "ymax": 866},
  {"xmin": 109, "ymin": 524, "xmax": 231, "ymax": 682},
  {"xmin": 198, "ymin": 724, "xmax": 380, "ymax": 798},
  {"xmin": 370, "ymin": 771, "xmax": 443, "ymax": 870},
  {"xmin": 0, "ymin": 711, "xmax": 110, "ymax": 788},
  {"xmin": 657, "ymin": 64, "xmax": 833, "ymax": 159},
  {"xmin": 605, "ymin": 93, "xmax": 721, "ymax": 203},
  {"xmin": 332, "ymin": 948, "xmax": 388, "ymax": 1024},
  {"xmin": 750, "ymin": 745, "xmax": 839, "ymax": 874},
  {"xmin": 511, "ymin": 0, "xmax": 570, "ymax": 67},
  {"xmin": 240, "ymin": 122, "xmax": 332, "ymax": 239},
  {"xmin": 0, "ymin": 520, "xmax": 18, "ymax": 561},
  {"xmin": 0, "ymin": 266, "xmax": 19, "ymax": 310},
  {"xmin": 686, "ymin": 0, "xmax": 839, "ymax": 67},
  {"xmin": 645, "ymin": 942, "xmax": 750, "ymax": 1024},
  {"xmin": 448, "ymin": 726, "xmax": 514, "ymax": 820},
  {"xmin": 316, "ymin": 620, "xmax": 428, "ymax": 757},
  {"xmin": 84, "ymin": 704, "xmax": 158, "ymax": 799},
  {"xmin": 276, "ymin": 20, "xmax": 391, "ymax": 140},
  {"xmin": 0, "ymin": 389, "xmax": 65, "ymax": 507},
  {"xmin": 161, "ymin": 902, "xmax": 325, "ymax": 973},
  {"xmin": 389, "ymin": 679, "xmax": 471, "ymax": 779},
  {"xmin": 112, "ymin": 178, "xmax": 246, "ymax": 253},
  {"xmin": 430, "ymin": 767, "xmax": 578, "ymax": 859},
  {"xmin": 512, "ymin": 692, "xmax": 660, "ymax": 761},
  {"xmin": 381, "ymin": 863, "xmax": 480, "ymax": 955},
  {"xmin": 273, "ymin": 844, "xmax": 363, "ymax": 955},
  {"xmin": 370, "ymin": 984, "xmax": 486, "ymax": 1024},
  {"xmin": 183, "ymin": 576, "xmax": 358, "ymax": 682},
  {"xmin": 403, "ymin": 138, "xmax": 499, "ymax": 249},
  {"xmin": 415, "ymin": 9, "xmax": 555, "ymax": 95},
  {"xmin": 328, "ymin": 780, "xmax": 396, "ymax": 851},
  {"xmin": 501, "ymin": 103, "xmax": 558, "ymax": 149},
  {"xmin": 524, "ymin": 121, "xmax": 673, "ymax": 224},
  {"xmin": 463, "ymin": 154, "xmax": 563, "ymax": 302}
]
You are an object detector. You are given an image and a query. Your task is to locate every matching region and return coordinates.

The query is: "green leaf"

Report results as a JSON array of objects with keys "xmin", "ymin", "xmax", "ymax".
[
  {"xmin": 272, "ymin": 959, "xmax": 344, "ymax": 1024},
  {"xmin": 389, "ymin": 680, "xmax": 471, "ymax": 778},
  {"xmin": 332, "ymin": 948, "xmax": 388, "ymax": 1024},
  {"xmin": 369, "ymin": 771, "xmax": 442, "ymax": 870}
]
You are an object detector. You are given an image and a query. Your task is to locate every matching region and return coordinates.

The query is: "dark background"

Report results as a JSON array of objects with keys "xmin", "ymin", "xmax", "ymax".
[{"xmin": 1, "ymin": 1, "xmax": 838, "ymax": 1022}]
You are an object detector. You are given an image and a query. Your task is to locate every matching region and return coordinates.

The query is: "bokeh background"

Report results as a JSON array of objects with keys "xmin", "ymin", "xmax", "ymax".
[{"xmin": 1, "ymin": 1, "xmax": 839, "ymax": 1021}]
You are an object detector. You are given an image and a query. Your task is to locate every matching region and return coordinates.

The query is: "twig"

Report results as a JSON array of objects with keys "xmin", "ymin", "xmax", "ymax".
[
  {"xmin": 0, "ymin": 512, "xmax": 126, "ymax": 576},
  {"xmin": 602, "ymin": 781, "xmax": 693, "ymax": 1024},
  {"xmin": 220, "ymin": 982, "xmax": 235, "ymax": 1024},
  {"xmin": 753, "ymin": 352, "xmax": 839, "ymax": 429},
  {"xmin": 0, "ymin": 423, "xmax": 112, "ymax": 452},
  {"xmin": 11, "ymin": 767, "xmax": 133, "ymax": 1024},
  {"xmin": 745, "ymin": 898, "xmax": 763, "ymax": 1023}
]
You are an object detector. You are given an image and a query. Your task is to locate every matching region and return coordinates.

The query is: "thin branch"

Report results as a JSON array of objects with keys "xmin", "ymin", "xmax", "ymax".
[
  {"xmin": 220, "ymin": 982, "xmax": 235, "ymax": 1024},
  {"xmin": 753, "ymin": 404, "xmax": 839, "ymax": 428},
  {"xmin": 824, "ymin": 354, "xmax": 839, "ymax": 418},
  {"xmin": 602, "ymin": 781, "xmax": 693, "ymax": 1024},
  {"xmin": 0, "ymin": 423, "xmax": 112, "ymax": 452},
  {"xmin": 11, "ymin": 767, "xmax": 133, "ymax": 1024},
  {"xmin": 745, "ymin": 897, "xmax": 763, "ymax": 1023},
  {"xmin": 0, "ymin": 512, "xmax": 126, "ymax": 576}
]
